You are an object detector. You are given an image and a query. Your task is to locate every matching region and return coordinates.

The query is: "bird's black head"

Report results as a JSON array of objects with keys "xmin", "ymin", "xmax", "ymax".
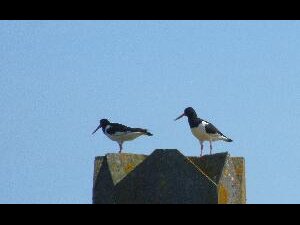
[
  {"xmin": 92, "ymin": 118, "xmax": 110, "ymax": 135},
  {"xmin": 175, "ymin": 107, "xmax": 198, "ymax": 121},
  {"xmin": 184, "ymin": 107, "xmax": 197, "ymax": 118},
  {"xmin": 100, "ymin": 119, "xmax": 110, "ymax": 128}
]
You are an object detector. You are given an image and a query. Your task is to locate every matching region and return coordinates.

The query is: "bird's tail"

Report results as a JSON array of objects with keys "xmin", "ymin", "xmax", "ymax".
[
  {"xmin": 221, "ymin": 135, "xmax": 233, "ymax": 142},
  {"xmin": 144, "ymin": 131, "xmax": 153, "ymax": 136},
  {"xmin": 130, "ymin": 128, "xmax": 153, "ymax": 136},
  {"xmin": 225, "ymin": 138, "xmax": 233, "ymax": 142}
]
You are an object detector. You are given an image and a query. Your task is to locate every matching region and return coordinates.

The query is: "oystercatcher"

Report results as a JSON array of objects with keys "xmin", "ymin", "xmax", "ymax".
[
  {"xmin": 92, "ymin": 119, "xmax": 153, "ymax": 153},
  {"xmin": 175, "ymin": 107, "xmax": 233, "ymax": 156}
]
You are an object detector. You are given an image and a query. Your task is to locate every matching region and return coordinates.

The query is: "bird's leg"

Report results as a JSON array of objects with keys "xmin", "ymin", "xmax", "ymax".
[
  {"xmin": 118, "ymin": 142, "xmax": 123, "ymax": 153},
  {"xmin": 209, "ymin": 141, "xmax": 212, "ymax": 154},
  {"xmin": 200, "ymin": 141, "xmax": 204, "ymax": 157}
]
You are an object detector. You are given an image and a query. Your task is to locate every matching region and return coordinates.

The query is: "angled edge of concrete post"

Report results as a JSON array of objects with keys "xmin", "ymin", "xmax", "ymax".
[
  {"xmin": 114, "ymin": 149, "xmax": 218, "ymax": 204},
  {"xmin": 93, "ymin": 153, "xmax": 147, "ymax": 204},
  {"xmin": 188, "ymin": 152, "xmax": 246, "ymax": 204}
]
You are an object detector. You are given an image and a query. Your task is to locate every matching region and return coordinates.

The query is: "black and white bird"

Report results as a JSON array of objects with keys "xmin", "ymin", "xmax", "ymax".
[
  {"xmin": 92, "ymin": 119, "xmax": 153, "ymax": 153},
  {"xmin": 175, "ymin": 107, "xmax": 233, "ymax": 156}
]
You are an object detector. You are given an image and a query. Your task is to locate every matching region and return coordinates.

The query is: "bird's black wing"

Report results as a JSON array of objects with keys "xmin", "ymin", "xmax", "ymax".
[
  {"xmin": 106, "ymin": 123, "xmax": 130, "ymax": 135},
  {"xmin": 204, "ymin": 121, "xmax": 224, "ymax": 136},
  {"xmin": 107, "ymin": 123, "xmax": 153, "ymax": 136},
  {"xmin": 129, "ymin": 127, "xmax": 153, "ymax": 136},
  {"xmin": 128, "ymin": 128, "xmax": 146, "ymax": 133}
]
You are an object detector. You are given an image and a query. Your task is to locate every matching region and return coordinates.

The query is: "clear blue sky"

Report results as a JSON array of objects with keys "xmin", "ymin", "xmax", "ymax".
[{"xmin": 0, "ymin": 20, "xmax": 299, "ymax": 204}]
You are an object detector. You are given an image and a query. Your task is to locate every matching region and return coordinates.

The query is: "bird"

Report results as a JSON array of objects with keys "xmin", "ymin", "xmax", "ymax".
[
  {"xmin": 174, "ymin": 107, "xmax": 233, "ymax": 156},
  {"xmin": 92, "ymin": 119, "xmax": 153, "ymax": 153}
]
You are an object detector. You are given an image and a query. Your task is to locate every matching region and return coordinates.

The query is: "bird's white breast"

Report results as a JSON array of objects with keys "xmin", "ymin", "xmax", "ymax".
[
  {"xmin": 191, "ymin": 125, "xmax": 211, "ymax": 141},
  {"xmin": 191, "ymin": 121, "xmax": 224, "ymax": 142},
  {"xmin": 104, "ymin": 125, "xmax": 144, "ymax": 143}
]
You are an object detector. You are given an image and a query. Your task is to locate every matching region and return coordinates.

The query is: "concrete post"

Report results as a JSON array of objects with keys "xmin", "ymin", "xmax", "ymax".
[{"xmin": 93, "ymin": 149, "xmax": 246, "ymax": 204}]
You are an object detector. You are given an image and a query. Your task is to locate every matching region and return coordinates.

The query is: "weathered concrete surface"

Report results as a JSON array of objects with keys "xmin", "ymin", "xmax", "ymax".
[
  {"xmin": 232, "ymin": 157, "xmax": 246, "ymax": 204},
  {"xmin": 93, "ymin": 153, "xmax": 147, "ymax": 204},
  {"xmin": 114, "ymin": 149, "xmax": 217, "ymax": 204},
  {"xmin": 93, "ymin": 149, "xmax": 246, "ymax": 204},
  {"xmin": 188, "ymin": 153, "xmax": 228, "ymax": 184},
  {"xmin": 188, "ymin": 152, "xmax": 243, "ymax": 204}
]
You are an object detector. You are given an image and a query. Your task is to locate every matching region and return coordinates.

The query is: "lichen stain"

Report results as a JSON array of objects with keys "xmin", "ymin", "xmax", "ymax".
[
  {"xmin": 223, "ymin": 169, "xmax": 229, "ymax": 177},
  {"xmin": 124, "ymin": 163, "xmax": 134, "ymax": 173},
  {"xmin": 218, "ymin": 185, "xmax": 228, "ymax": 204},
  {"xmin": 235, "ymin": 165, "xmax": 244, "ymax": 176}
]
